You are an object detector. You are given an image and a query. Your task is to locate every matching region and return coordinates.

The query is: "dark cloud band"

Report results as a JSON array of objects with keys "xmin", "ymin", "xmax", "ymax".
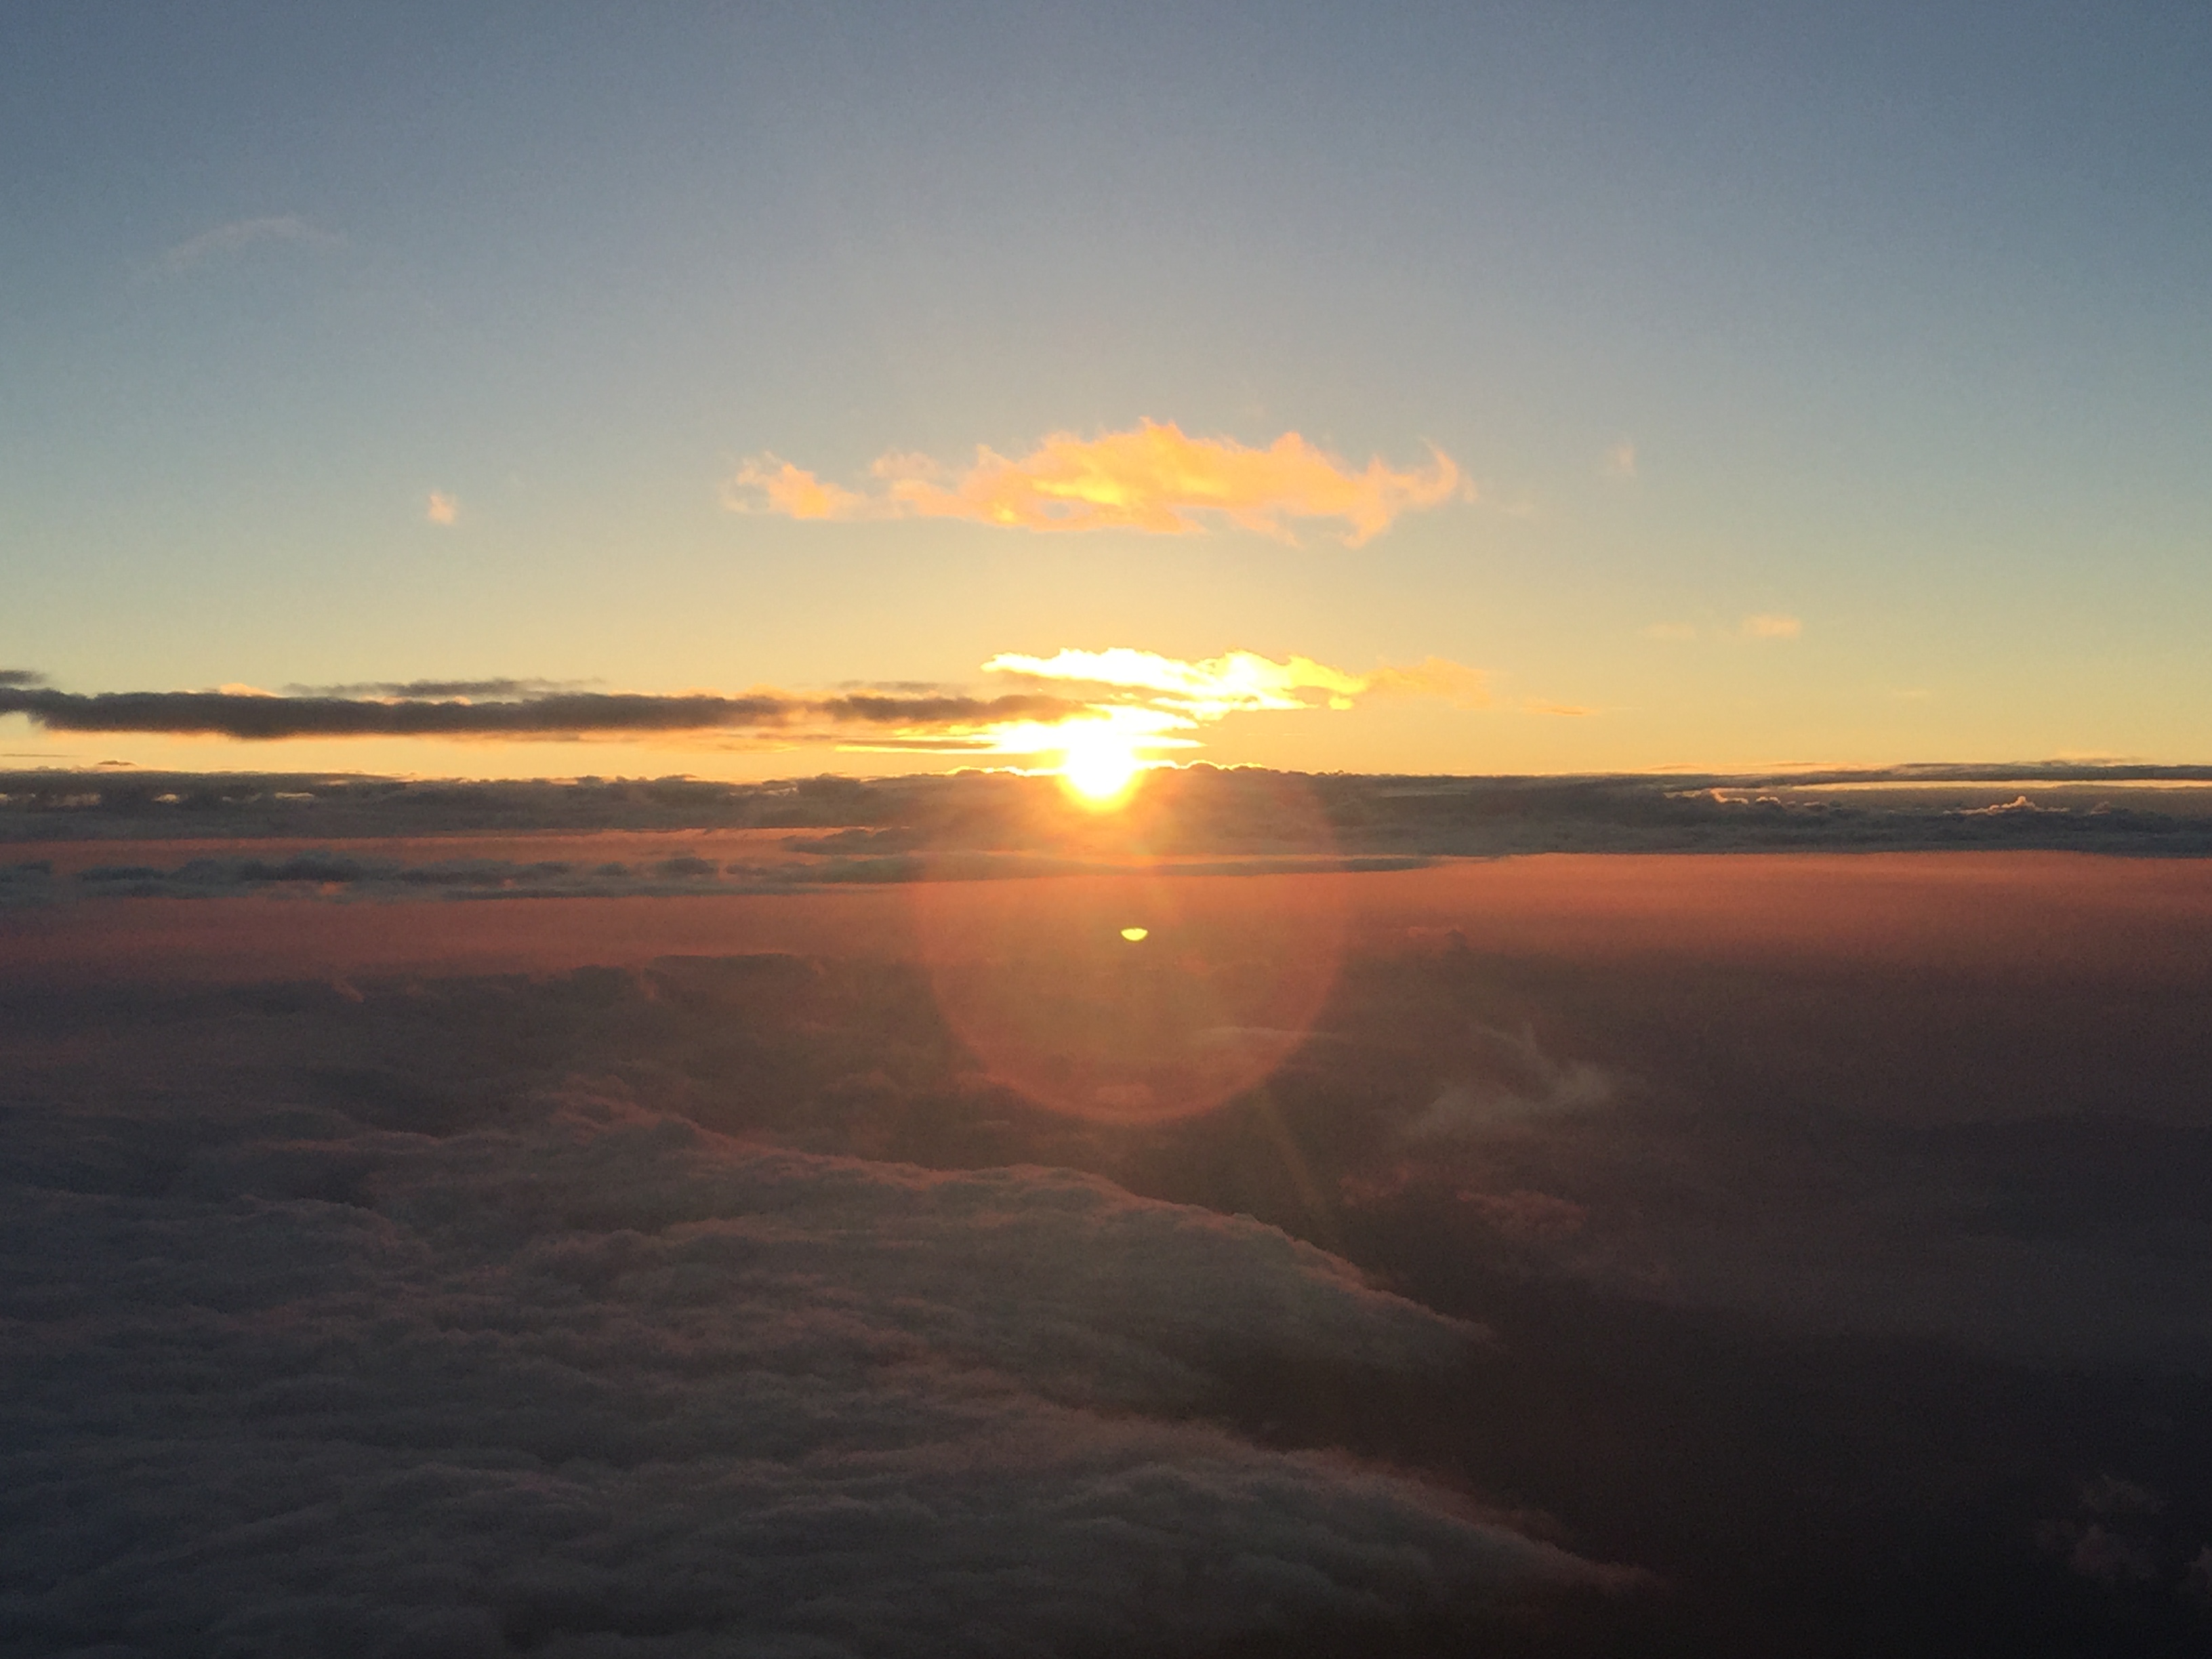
[{"xmin": 0, "ymin": 687, "xmax": 1082, "ymax": 740}]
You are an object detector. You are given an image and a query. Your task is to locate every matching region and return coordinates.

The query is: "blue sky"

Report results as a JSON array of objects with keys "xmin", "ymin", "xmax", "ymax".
[{"xmin": 4, "ymin": 2, "xmax": 2208, "ymax": 775}]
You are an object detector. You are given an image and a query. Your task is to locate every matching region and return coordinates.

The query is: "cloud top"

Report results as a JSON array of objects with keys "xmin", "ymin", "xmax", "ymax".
[
  {"xmin": 0, "ymin": 1087, "xmax": 1622, "ymax": 1653},
  {"xmin": 729, "ymin": 421, "xmax": 1470, "ymax": 544}
]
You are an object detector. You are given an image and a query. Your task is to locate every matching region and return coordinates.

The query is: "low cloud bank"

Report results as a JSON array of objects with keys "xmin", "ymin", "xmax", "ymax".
[
  {"xmin": 0, "ymin": 1089, "xmax": 1622, "ymax": 1656},
  {"xmin": 9, "ymin": 766, "xmax": 2212, "ymax": 881}
]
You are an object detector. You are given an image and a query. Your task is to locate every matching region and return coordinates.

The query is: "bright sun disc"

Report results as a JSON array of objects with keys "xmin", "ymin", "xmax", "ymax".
[{"xmin": 1059, "ymin": 735, "xmax": 1143, "ymax": 804}]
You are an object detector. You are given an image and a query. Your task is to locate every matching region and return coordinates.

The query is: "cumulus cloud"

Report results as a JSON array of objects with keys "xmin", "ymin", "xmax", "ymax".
[
  {"xmin": 728, "ymin": 421, "xmax": 1470, "ymax": 545},
  {"xmin": 0, "ymin": 1088, "xmax": 1626, "ymax": 1654},
  {"xmin": 148, "ymin": 215, "xmax": 344, "ymax": 276},
  {"xmin": 1740, "ymin": 613, "xmax": 1803, "ymax": 640},
  {"xmin": 426, "ymin": 490, "xmax": 459, "ymax": 525}
]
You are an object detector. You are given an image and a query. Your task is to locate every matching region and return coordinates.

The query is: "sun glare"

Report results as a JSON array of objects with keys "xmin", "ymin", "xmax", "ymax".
[{"xmin": 1059, "ymin": 732, "xmax": 1145, "ymax": 806}]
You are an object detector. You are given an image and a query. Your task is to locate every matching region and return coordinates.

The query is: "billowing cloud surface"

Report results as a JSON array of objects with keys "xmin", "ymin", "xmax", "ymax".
[
  {"xmin": 729, "ymin": 421, "xmax": 1469, "ymax": 544},
  {"xmin": 0, "ymin": 1089, "xmax": 1620, "ymax": 1655}
]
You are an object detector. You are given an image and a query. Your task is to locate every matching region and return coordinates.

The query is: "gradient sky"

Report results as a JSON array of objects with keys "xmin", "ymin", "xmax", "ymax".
[{"xmin": 4, "ymin": 2, "xmax": 2209, "ymax": 778}]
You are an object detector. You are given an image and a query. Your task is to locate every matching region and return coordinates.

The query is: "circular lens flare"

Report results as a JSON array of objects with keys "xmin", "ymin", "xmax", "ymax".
[{"xmin": 912, "ymin": 772, "xmax": 1347, "ymax": 1125}]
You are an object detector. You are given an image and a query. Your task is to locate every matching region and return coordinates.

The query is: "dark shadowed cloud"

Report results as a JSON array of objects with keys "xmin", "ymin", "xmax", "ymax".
[
  {"xmin": 0, "ymin": 671, "xmax": 46, "ymax": 689},
  {"xmin": 0, "ymin": 687, "xmax": 1082, "ymax": 741},
  {"xmin": 281, "ymin": 677, "xmax": 594, "ymax": 699}
]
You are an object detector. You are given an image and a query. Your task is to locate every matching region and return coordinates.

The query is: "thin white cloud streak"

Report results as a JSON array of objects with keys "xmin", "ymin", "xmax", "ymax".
[{"xmin": 147, "ymin": 216, "xmax": 346, "ymax": 276}]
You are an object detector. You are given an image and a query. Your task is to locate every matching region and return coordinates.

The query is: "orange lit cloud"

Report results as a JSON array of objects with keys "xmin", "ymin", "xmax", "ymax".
[
  {"xmin": 1741, "ymin": 613, "xmax": 1803, "ymax": 640},
  {"xmin": 728, "ymin": 422, "xmax": 1469, "ymax": 544},
  {"xmin": 987, "ymin": 647, "xmax": 1486, "ymax": 714},
  {"xmin": 723, "ymin": 457, "xmax": 869, "ymax": 521},
  {"xmin": 426, "ymin": 491, "xmax": 459, "ymax": 525}
]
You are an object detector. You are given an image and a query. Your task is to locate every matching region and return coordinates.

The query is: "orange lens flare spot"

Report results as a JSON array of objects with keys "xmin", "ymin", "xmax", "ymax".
[{"xmin": 1120, "ymin": 926, "xmax": 1149, "ymax": 942}]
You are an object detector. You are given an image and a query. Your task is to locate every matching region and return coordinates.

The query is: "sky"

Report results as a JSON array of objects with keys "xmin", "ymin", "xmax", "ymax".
[{"xmin": 4, "ymin": 1, "xmax": 2209, "ymax": 779}]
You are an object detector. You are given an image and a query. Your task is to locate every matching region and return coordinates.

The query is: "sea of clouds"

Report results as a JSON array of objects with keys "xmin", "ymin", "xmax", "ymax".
[{"xmin": 0, "ymin": 1086, "xmax": 1624, "ymax": 1658}]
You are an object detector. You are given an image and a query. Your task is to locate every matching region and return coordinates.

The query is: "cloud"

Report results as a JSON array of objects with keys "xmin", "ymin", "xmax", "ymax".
[
  {"xmin": 282, "ymin": 678, "xmax": 592, "ymax": 699},
  {"xmin": 985, "ymin": 647, "xmax": 1488, "ymax": 721},
  {"xmin": 148, "ymin": 215, "xmax": 344, "ymax": 276},
  {"xmin": 1, "ymin": 647, "xmax": 1481, "ymax": 767},
  {"xmin": 1523, "ymin": 699, "xmax": 1596, "ymax": 717},
  {"xmin": 1740, "ymin": 613, "xmax": 1803, "ymax": 640},
  {"xmin": 0, "ymin": 1088, "xmax": 1626, "ymax": 1654},
  {"xmin": 1404, "ymin": 1027, "xmax": 1618, "ymax": 1141},
  {"xmin": 724, "ymin": 455, "xmax": 872, "ymax": 520},
  {"xmin": 1603, "ymin": 439, "xmax": 1637, "ymax": 480},
  {"xmin": 729, "ymin": 421, "xmax": 1471, "ymax": 544},
  {"xmin": 426, "ymin": 491, "xmax": 459, "ymax": 525},
  {"xmin": 0, "ymin": 670, "xmax": 46, "ymax": 688},
  {"xmin": 0, "ymin": 685, "xmax": 1081, "ymax": 743}
]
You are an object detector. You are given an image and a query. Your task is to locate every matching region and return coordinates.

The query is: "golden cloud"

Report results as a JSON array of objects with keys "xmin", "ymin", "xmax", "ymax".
[
  {"xmin": 983, "ymin": 647, "xmax": 1488, "ymax": 723},
  {"xmin": 1741, "ymin": 613, "xmax": 1803, "ymax": 640},
  {"xmin": 726, "ymin": 422, "xmax": 1469, "ymax": 544}
]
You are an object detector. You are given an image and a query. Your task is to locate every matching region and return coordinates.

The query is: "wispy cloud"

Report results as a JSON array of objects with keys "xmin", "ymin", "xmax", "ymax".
[
  {"xmin": 0, "ymin": 670, "xmax": 47, "ymax": 689},
  {"xmin": 426, "ymin": 491, "xmax": 460, "ymax": 526},
  {"xmin": 1602, "ymin": 438, "xmax": 1637, "ymax": 480},
  {"xmin": 727, "ymin": 422, "xmax": 1470, "ymax": 545},
  {"xmin": 148, "ymin": 216, "xmax": 345, "ymax": 277},
  {"xmin": 1740, "ymin": 613, "xmax": 1803, "ymax": 640}
]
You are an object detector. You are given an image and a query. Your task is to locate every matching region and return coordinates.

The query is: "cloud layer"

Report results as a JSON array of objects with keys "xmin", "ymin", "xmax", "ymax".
[
  {"xmin": 729, "ymin": 421, "xmax": 1469, "ymax": 544},
  {"xmin": 0, "ymin": 685, "xmax": 1078, "ymax": 743},
  {"xmin": 0, "ymin": 1088, "xmax": 1618, "ymax": 1654}
]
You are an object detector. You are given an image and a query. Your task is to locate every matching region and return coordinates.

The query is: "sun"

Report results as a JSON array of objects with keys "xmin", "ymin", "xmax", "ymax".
[{"xmin": 1058, "ymin": 730, "xmax": 1145, "ymax": 806}]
